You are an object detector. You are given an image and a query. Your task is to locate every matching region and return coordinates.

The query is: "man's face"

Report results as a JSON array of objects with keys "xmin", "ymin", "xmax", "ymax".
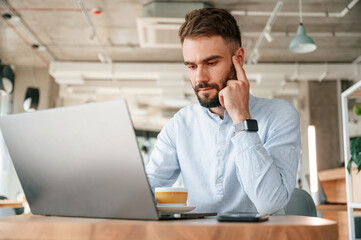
[{"xmin": 182, "ymin": 36, "xmax": 237, "ymax": 108}]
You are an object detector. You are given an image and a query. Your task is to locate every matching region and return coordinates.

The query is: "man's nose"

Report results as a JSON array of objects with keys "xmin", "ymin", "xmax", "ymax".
[{"xmin": 195, "ymin": 65, "xmax": 209, "ymax": 83}]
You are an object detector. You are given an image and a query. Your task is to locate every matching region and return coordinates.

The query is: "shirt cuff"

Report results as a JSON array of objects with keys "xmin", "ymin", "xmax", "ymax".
[{"xmin": 231, "ymin": 131, "xmax": 262, "ymax": 152}]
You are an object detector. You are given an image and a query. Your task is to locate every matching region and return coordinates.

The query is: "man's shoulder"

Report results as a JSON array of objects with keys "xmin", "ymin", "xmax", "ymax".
[{"xmin": 253, "ymin": 95, "xmax": 297, "ymax": 115}]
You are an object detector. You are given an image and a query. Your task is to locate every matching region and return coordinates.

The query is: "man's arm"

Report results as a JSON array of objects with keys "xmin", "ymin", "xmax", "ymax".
[
  {"xmin": 231, "ymin": 102, "xmax": 300, "ymax": 215},
  {"xmin": 145, "ymin": 117, "xmax": 180, "ymax": 191},
  {"xmin": 219, "ymin": 52, "xmax": 300, "ymax": 214}
]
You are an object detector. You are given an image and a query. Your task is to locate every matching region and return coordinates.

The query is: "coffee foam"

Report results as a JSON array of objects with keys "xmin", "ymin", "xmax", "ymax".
[{"xmin": 155, "ymin": 187, "xmax": 188, "ymax": 192}]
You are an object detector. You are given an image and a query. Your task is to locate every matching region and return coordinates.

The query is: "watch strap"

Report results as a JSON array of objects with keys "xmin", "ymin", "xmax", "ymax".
[{"xmin": 233, "ymin": 121, "xmax": 245, "ymax": 132}]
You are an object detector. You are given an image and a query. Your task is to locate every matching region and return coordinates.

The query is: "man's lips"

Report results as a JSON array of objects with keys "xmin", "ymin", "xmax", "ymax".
[{"xmin": 198, "ymin": 87, "xmax": 214, "ymax": 92}]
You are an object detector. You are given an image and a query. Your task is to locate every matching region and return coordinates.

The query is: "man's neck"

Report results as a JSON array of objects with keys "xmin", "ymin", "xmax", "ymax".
[{"xmin": 209, "ymin": 106, "xmax": 225, "ymax": 119}]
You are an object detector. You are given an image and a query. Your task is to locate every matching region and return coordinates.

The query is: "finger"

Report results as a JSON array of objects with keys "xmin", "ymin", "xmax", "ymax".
[
  {"xmin": 232, "ymin": 56, "xmax": 248, "ymax": 84},
  {"xmin": 219, "ymin": 91, "xmax": 225, "ymax": 107},
  {"xmin": 226, "ymin": 80, "xmax": 238, "ymax": 86}
]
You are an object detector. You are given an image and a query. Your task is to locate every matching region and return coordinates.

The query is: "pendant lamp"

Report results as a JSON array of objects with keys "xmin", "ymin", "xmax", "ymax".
[
  {"xmin": 23, "ymin": 87, "xmax": 40, "ymax": 112},
  {"xmin": 289, "ymin": 0, "xmax": 317, "ymax": 53},
  {"xmin": 0, "ymin": 64, "xmax": 15, "ymax": 94}
]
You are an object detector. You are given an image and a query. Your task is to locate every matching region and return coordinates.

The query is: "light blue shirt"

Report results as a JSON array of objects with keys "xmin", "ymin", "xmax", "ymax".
[{"xmin": 146, "ymin": 95, "xmax": 301, "ymax": 215}]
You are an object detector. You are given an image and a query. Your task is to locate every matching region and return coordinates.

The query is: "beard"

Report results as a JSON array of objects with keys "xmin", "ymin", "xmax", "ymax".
[{"xmin": 193, "ymin": 64, "xmax": 237, "ymax": 108}]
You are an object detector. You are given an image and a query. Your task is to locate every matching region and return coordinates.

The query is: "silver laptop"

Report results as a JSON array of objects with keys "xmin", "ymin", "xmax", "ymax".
[{"xmin": 0, "ymin": 99, "xmax": 214, "ymax": 220}]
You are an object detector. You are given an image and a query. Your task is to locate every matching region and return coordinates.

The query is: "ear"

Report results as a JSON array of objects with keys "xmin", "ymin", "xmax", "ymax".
[{"xmin": 234, "ymin": 47, "xmax": 245, "ymax": 66}]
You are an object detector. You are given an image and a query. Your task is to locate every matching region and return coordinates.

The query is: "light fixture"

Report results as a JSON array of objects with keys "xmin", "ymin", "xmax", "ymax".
[
  {"xmin": 0, "ymin": 64, "xmax": 15, "ymax": 94},
  {"xmin": 97, "ymin": 53, "xmax": 106, "ymax": 63},
  {"xmin": 308, "ymin": 125, "xmax": 319, "ymax": 204},
  {"xmin": 264, "ymin": 26, "xmax": 273, "ymax": 43},
  {"xmin": 252, "ymin": 49, "xmax": 260, "ymax": 64},
  {"xmin": 264, "ymin": 31, "xmax": 273, "ymax": 43},
  {"xmin": 317, "ymin": 63, "xmax": 328, "ymax": 81},
  {"xmin": 289, "ymin": 0, "xmax": 317, "ymax": 53},
  {"xmin": 23, "ymin": 87, "xmax": 40, "ymax": 112},
  {"xmin": 92, "ymin": 8, "xmax": 102, "ymax": 15}
]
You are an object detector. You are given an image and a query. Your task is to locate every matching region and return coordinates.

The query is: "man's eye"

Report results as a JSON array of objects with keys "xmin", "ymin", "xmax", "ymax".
[
  {"xmin": 208, "ymin": 61, "xmax": 217, "ymax": 66},
  {"xmin": 187, "ymin": 65, "xmax": 196, "ymax": 70}
]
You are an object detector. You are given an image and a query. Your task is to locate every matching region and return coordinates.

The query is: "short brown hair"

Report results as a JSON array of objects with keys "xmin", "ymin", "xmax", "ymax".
[{"xmin": 179, "ymin": 8, "xmax": 242, "ymax": 51}]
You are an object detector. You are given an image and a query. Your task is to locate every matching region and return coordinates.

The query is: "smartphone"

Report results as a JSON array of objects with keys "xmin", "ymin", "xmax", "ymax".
[{"xmin": 217, "ymin": 213, "xmax": 269, "ymax": 222}]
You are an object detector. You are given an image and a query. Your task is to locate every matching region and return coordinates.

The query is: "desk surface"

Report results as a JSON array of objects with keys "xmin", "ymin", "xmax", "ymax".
[{"xmin": 0, "ymin": 214, "xmax": 337, "ymax": 240}]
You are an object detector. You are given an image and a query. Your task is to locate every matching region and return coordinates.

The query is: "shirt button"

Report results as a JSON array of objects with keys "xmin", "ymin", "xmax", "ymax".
[
  {"xmin": 216, "ymin": 178, "xmax": 221, "ymax": 183},
  {"xmin": 220, "ymin": 125, "xmax": 225, "ymax": 130},
  {"xmin": 217, "ymin": 151, "xmax": 222, "ymax": 157}
]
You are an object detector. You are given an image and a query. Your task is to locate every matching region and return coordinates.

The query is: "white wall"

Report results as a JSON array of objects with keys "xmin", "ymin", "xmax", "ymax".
[
  {"xmin": 0, "ymin": 67, "xmax": 58, "ymax": 199},
  {"xmin": 12, "ymin": 67, "xmax": 58, "ymax": 113}
]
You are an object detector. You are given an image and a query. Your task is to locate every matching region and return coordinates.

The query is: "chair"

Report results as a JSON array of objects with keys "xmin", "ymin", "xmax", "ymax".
[
  {"xmin": 355, "ymin": 216, "xmax": 361, "ymax": 239},
  {"xmin": 0, "ymin": 196, "xmax": 16, "ymax": 218},
  {"xmin": 284, "ymin": 188, "xmax": 317, "ymax": 217},
  {"xmin": 0, "ymin": 195, "xmax": 24, "ymax": 217}
]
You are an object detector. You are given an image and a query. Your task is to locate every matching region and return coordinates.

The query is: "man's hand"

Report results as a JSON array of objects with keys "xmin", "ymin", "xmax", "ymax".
[{"xmin": 219, "ymin": 55, "xmax": 251, "ymax": 124}]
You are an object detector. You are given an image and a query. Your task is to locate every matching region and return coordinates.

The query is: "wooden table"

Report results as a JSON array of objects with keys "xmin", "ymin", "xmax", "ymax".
[
  {"xmin": 0, "ymin": 200, "xmax": 23, "ymax": 208},
  {"xmin": 0, "ymin": 215, "xmax": 337, "ymax": 240},
  {"xmin": 317, "ymin": 204, "xmax": 361, "ymax": 240}
]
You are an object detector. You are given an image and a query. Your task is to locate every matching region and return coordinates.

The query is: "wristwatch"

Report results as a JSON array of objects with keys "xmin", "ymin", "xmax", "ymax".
[{"xmin": 233, "ymin": 119, "xmax": 258, "ymax": 133}]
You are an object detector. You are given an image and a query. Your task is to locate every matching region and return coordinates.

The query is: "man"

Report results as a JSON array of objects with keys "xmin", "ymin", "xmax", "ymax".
[{"xmin": 146, "ymin": 8, "xmax": 300, "ymax": 215}]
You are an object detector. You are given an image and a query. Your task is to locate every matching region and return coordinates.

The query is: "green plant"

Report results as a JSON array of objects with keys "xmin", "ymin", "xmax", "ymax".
[
  {"xmin": 348, "ymin": 104, "xmax": 361, "ymax": 174},
  {"xmin": 347, "ymin": 137, "xmax": 361, "ymax": 174},
  {"xmin": 354, "ymin": 104, "xmax": 361, "ymax": 116}
]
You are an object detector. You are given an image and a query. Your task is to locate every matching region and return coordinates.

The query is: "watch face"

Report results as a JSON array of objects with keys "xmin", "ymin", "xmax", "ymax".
[{"xmin": 245, "ymin": 119, "xmax": 258, "ymax": 132}]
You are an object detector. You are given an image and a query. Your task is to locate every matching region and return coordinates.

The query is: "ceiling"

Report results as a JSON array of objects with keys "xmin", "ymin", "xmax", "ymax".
[
  {"xmin": 0, "ymin": 0, "xmax": 361, "ymax": 131},
  {"xmin": 0, "ymin": 0, "xmax": 360, "ymax": 65}
]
